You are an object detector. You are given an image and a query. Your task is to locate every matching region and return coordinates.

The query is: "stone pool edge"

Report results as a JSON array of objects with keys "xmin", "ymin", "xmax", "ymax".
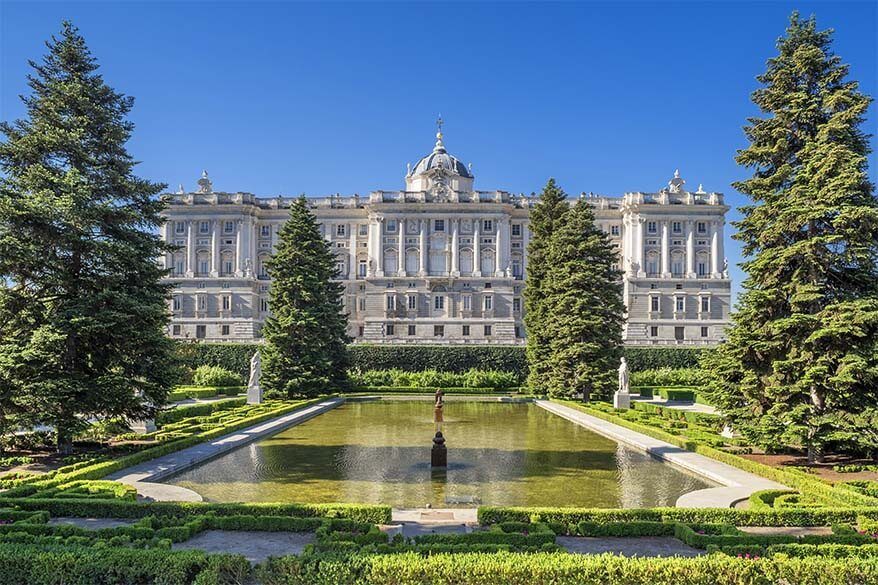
[
  {"xmin": 105, "ymin": 398, "xmax": 345, "ymax": 502},
  {"xmin": 534, "ymin": 400, "xmax": 786, "ymax": 508}
]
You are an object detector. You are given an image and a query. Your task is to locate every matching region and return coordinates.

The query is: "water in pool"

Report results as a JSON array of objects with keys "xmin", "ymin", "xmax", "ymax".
[{"xmin": 165, "ymin": 400, "xmax": 714, "ymax": 508}]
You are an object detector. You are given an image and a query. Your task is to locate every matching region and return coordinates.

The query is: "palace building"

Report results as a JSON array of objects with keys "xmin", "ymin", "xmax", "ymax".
[{"xmin": 160, "ymin": 124, "xmax": 731, "ymax": 345}]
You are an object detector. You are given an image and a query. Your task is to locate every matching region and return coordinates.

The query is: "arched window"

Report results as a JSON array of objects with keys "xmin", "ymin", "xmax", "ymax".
[
  {"xmin": 459, "ymin": 248, "xmax": 474, "ymax": 275},
  {"xmin": 480, "ymin": 249, "xmax": 495, "ymax": 276},
  {"xmin": 646, "ymin": 251, "xmax": 659, "ymax": 277},
  {"xmin": 196, "ymin": 251, "xmax": 210, "ymax": 276},
  {"xmin": 405, "ymin": 248, "xmax": 419, "ymax": 274},
  {"xmin": 258, "ymin": 254, "xmax": 270, "ymax": 279},
  {"xmin": 696, "ymin": 252, "xmax": 710, "ymax": 277},
  {"xmin": 671, "ymin": 251, "xmax": 685, "ymax": 277},
  {"xmin": 384, "ymin": 248, "xmax": 398, "ymax": 275},
  {"xmin": 221, "ymin": 252, "xmax": 234, "ymax": 276},
  {"xmin": 429, "ymin": 251, "xmax": 447, "ymax": 275}
]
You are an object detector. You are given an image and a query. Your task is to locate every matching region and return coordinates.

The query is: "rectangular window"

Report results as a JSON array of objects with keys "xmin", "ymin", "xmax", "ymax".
[
  {"xmin": 261, "ymin": 225, "xmax": 270, "ymax": 237},
  {"xmin": 221, "ymin": 325, "xmax": 230, "ymax": 336},
  {"xmin": 336, "ymin": 224, "xmax": 346, "ymax": 237},
  {"xmin": 172, "ymin": 324, "xmax": 181, "ymax": 336},
  {"xmin": 462, "ymin": 295, "xmax": 471, "ymax": 311},
  {"xmin": 611, "ymin": 225, "xmax": 620, "ymax": 236},
  {"xmin": 407, "ymin": 295, "xmax": 417, "ymax": 310},
  {"xmin": 484, "ymin": 325, "xmax": 492, "ymax": 336},
  {"xmin": 675, "ymin": 296, "xmax": 685, "ymax": 312},
  {"xmin": 650, "ymin": 296, "xmax": 660, "ymax": 312},
  {"xmin": 513, "ymin": 298, "xmax": 521, "ymax": 312},
  {"xmin": 172, "ymin": 297, "xmax": 181, "ymax": 311},
  {"xmin": 650, "ymin": 326, "xmax": 659, "ymax": 337},
  {"xmin": 196, "ymin": 325, "xmax": 206, "ymax": 339},
  {"xmin": 434, "ymin": 325, "xmax": 444, "ymax": 337},
  {"xmin": 222, "ymin": 295, "xmax": 230, "ymax": 311},
  {"xmin": 386, "ymin": 294, "xmax": 396, "ymax": 310},
  {"xmin": 697, "ymin": 262, "xmax": 708, "ymax": 276},
  {"xmin": 483, "ymin": 219, "xmax": 493, "ymax": 232},
  {"xmin": 260, "ymin": 298, "xmax": 269, "ymax": 312},
  {"xmin": 701, "ymin": 296, "xmax": 710, "ymax": 312},
  {"xmin": 386, "ymin": 324, "xmax": 394, "ymax": 336},
  {"xmin": 462, "ymin": 325, "xmax": 470, "ymax": 336},
  {"xmin": 225, "ymin": 221, "xmax": 235, "ymax": 233},
  {"xmin": 675, "ymin": 326, "xmax": 685, "ymax": 341},
  {"xmin": 672, "ymin": 221, "xmax": 682, "ymax": 234},
  {"xmin": 701, "ymin": 326, "xmax": 709, "ymax": 338},
  {"xmin": 175, "ymin": 222, "xmax": 185, "ymax": 234},
  {"xmin": 358, "ymin": 261, "xmax": 367, "ymax": 278},
  {"xmin": 223, "ymin": 260, "xmax": 233, "ymax": 275},
  {"xmin": 387, "ymin": 220, "xmax": 397, "ymax": 232},
  {"xmin": 511, "ymin": 224, "xmax": 521, "ymax": 237},
  {"xmin": 357, "ymin": 297, "xmax": 366, "ymax": 311},
  {"xmin": 199, "ymin": 221, "xmax": 210, "ymax": 234},
  {"xmin": 358, "ymin": 326, "xmax": 364, "ymax": 337},
  {"xmin": 484, "ymin": 296, "xmax": 493, "ymax": 311},
  {"xmin": 434, "ymin": 219, "xmax": 445, "ymax": 232},
  {"xmin": 697, "ymin": 222, "xmax": 707, "ymax": 234},
  {"xmin": 176, "ymin": 260, "xmax": 185, "ymax": 275},
  {"xmin": 434, "ymin": 295, "xmax": 445, "ymax": 310},
  {"xmin": 358, "ymin": 224, "xmax": 368, "ymax": 236},
  {"xmin": 199, "ymin": 259, "xmax": 209, "ymax": 275},
  {"xmin": 514, "ymin": 326, "xmax": 522, "ymax": 338},
  {"xmin": 647, "ymin": 221, "xmax": 657, "ymax": 234},
  {"xmin": 408, "ymin": 324, "xmax": 416, "ymax": 336}
]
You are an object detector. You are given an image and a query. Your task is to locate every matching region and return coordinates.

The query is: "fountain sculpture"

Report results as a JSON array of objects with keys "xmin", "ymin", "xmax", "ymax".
[{"xmin": 431, "ymin": 388, "xmax": 447, "ymax": 467}]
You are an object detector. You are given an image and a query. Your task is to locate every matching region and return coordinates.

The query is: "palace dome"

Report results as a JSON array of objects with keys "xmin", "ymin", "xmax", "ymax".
[{"xmin": 408, "ymin": 127, "xmax": 473, "ymax": 179}]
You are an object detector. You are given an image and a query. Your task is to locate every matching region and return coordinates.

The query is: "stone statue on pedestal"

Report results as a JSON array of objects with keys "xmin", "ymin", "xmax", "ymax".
[
  {"xmin": 247, "ymin": 350, "xmax": 263, "ymax": 404},
  {"xmin": 613, "ymin": 357, "xmax": 631, "ymax": 409},
  {"xmin": 431, "ymin": 388, "xmax": 447, "ymax": 467},
  {"xmin": 131, "ymin": 388, "xmax": 156, "ymax": 434}
]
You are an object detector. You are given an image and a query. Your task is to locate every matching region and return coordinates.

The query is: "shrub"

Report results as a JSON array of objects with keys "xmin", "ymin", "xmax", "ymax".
[
  {"xmin": 348, "ymin": 346, "xmax": 529, "ymax": 376},
  {"xmin": 630, "ymin": 368, "xmax": 705, "ymax": 387},
  {"xmin": 192, "ymin": 365, "xmax": 243, "ymax": 388},
  {"xmin": 623, "ymin": 347, "xmax": 709, "ymax": 370}
]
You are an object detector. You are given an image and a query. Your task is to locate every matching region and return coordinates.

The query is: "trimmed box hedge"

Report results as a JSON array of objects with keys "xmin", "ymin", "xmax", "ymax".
[{"xmin": 255, "ymin": 551, "xmax": 878, "ymax": 585}]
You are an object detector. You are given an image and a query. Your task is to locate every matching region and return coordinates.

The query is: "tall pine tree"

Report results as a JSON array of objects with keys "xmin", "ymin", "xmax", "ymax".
[
  {"xmin": 523, "ymin": 178, "xmax": 570, "ymax": 393},
  {"xmin": 704, "ymin": 13, "xmax": 878, "ymax": 462},
  {"xmin": 542, "ymin": 199, "xmax": 625, "ymax": 400},
  {"xmin": 0, "ymin": 22, "xmax": 178, "ymax": 453},
  {"xmin": 262, "ymin": 196, "xmax": 350, "ymax": 397}
]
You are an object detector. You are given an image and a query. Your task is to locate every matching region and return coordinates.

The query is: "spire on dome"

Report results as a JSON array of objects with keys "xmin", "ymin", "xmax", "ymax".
[{"xmin": 434, "ymin": 113, "xmax": 445, "ymax": 152}]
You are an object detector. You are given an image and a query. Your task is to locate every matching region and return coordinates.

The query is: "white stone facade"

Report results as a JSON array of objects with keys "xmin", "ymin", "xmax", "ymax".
[{"xmin": 161, "ymin": 129, "xmax": 730, "ymax": 345}]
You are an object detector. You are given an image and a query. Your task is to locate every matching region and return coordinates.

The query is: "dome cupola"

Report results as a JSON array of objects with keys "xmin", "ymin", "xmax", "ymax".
[{"xmin": 405, "ymin": 116, "xmax": 474, "ymax": 192}]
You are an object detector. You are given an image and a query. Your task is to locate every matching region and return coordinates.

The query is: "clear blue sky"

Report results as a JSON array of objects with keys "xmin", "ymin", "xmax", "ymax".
[{"xmin": 2, "ymin": 1, "xmax": 876, "ymax": 302}]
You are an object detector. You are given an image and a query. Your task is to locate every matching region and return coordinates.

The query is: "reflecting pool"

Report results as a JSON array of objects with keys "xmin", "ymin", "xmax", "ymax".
[{"xmin": 165, "ymin": 400, "xmax": 714, "ymax": 508}]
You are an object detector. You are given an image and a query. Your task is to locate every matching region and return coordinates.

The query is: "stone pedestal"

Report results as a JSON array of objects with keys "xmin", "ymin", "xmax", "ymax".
[
  {"xmin": 131, "ymin": 419, "xmax": 156, "ymax": 434},
  {"xmin": 721, "ymin": 424, "xmax": 734, "ymax": 439},
  {"xmin": 613, "ymin": 392, "xmax": 631, "ymax": 410},
  {"xmin": 431, "ymin": 431, "xmax": 447, "ymax": 468},
  {"xmin": 247, "ymin": 384, "xmax": 263, "ymax": 405}
]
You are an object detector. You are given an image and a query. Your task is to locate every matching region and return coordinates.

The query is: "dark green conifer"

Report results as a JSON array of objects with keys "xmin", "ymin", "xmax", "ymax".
[
  {"xmin": 0, "ymin": 22, "xmax": 178, "ymax": 453},
  {"xmin": 704, "ymin": 13, "xmax": 878, "ymax": 462},
  {"xmin": 261, "ymin": 196, "xmax": 350, "ymax": 397},
  {"xmin": 542, "ymin": 199, "xmax": 626, "ymax": 400}
]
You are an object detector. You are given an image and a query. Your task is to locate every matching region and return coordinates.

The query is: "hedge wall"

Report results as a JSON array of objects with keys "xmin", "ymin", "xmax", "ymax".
[{"xmin": 178, "ymin": 342, "xmax": 710, "ymax": 378}]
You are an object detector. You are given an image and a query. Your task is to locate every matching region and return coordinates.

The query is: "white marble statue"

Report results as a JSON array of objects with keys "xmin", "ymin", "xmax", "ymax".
[
  {"xmin": 247, "ymin": 350, "xmax": 263, "ymax": 404},
  {"xmin": 614, "ymin": 357, "xmax": 631, "ymax": 409}
]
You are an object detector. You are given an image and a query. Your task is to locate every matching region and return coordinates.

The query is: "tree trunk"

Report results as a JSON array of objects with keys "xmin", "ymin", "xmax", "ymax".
[{"xmin": 56, "ymin": 427, "xmax": 73, "ymax": 455}]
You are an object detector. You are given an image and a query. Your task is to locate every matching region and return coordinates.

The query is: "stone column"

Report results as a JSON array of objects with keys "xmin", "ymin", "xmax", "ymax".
[
  {"xmin": 396, "ymin": 217, "xmax": 406, "ymax": 276},
  {"xmin": 247, "ymin": 217, "xmax": 257, "ymax": 277},
  {"xmin": 686, "ymin": 220, "xmax": 695, "ymax": 278},
  {"xmin": 636, "ymin": 217, "xmax": 646, "ymax": 277},
  {"xmin": 210, "ymin": 220, "xmax": 220, "ymax": 277},
  {"xmin": 711, "ymin": 221, "xmax": 721, "ymax": 277},
  {"xmin": 376, "ymin": 218, "xmax": 384, "ymax": 277},
  {"xmin": 473, "ymin": 218, "xmax": 481, "ymax": 277},
  {"xmin": 186, "ymin": 220, "xmax": 195, "ymax": 278},
  {"xmin": 451, "ymin": 218, "xmax": 459, "ymax": 276},
  {"xmin": 496, "ymin": 218, "xmax": 508, "ymax": 276},
  {"xmin": 522, "ymin": 221, "xmax": 530, "ymax": 276},
  {"xmin": 163, "ymin": 220, "xmax": 173, "ymax": 271},
  {"xmin": 419, "ymin": 219, "xmax": 427, "ymax": 276},
  {"xmin": 235, "ymin": 219, "xmax": 244, "ymax": 277},
  {"xmin": 660, "ymin": 220, "xmax": 670, "ymax": 278},
  {"xmin": 717, "ymin": 220, "xmax": 725, "ymax": 277},
  {"xmin": 348, "ymin": 226, "xmax": 357, "ymax": 279}
]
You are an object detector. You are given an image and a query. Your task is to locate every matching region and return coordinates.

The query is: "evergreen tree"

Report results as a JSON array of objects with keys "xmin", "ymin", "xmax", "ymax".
[
  {"xmin": 523, "ymin": 178, "xmax": 570, "ymax": 393},
  {"xmin": 704, "ymin": 13, "xmax": 878, "ymax": 462},
  {"xmin": 262, "ymin": 196, "xmax": 350, "ymax": 397},
  {"xmin": 541, "ymin": 199, "xmax": 625, "ymax": 400},
  {"xmin": 0, "ymin": 22, "xmax": 178, "ymax": 453}
]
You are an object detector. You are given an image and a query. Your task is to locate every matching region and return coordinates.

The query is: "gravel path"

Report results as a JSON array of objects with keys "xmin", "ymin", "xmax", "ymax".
[
  {"xmin": 172, "ymin": 530, "xmax": 315, "ymax": 563},
  {"xmin": 558, "ymin": 536, "xmax": 703, "ymax": 557}
]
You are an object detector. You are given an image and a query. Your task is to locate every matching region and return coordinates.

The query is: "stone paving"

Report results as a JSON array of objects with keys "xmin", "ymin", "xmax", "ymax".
[
  {"xmin": 535, "ymin": 400, "xmax": 785, "ymax": 508},
  {"xmin": 172, "ymin": 530, "xmax": 315, "ymax": 563},
  {"xmin": 49, "ymin": 517, "xmax": 137, "ymax": 530},
  {"xmin": 558, "ymin": 536, "xmax": 703, "ymax": 557}
]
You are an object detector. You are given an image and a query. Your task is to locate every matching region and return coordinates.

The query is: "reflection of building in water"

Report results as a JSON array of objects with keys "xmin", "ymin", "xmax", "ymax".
[{"xmin": 614, "ymin": 443, "xmax": 714, "ymax": 508}]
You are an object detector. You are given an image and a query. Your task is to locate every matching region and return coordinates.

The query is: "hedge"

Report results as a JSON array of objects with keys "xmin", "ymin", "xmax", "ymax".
[
  {"xmin": 156, "ymin": 398, "xmax": 248, "ymax": 425},
  {"xmin": 2, "ymin": 498, "xmax": 392, "ymax": 524},
  {"xmin": 0, "ymin": 543, "xmax": 250, "ymax": 585},
  {"xmin": 477, "ymin": 506, "xmax": 878, "ymax": 528},
  {"xmin": 255, "ymin": 551, "xmax": 878, "ymax": 585},
  {"xmin": 166, "ymin": 386, "xmax": 243, "ymax": 402},
  {"xmin": 177, "ymin": 343, "xmax": 710, "ymax": 380},
  {"xmin": 352, "ymin": 386, "xmax": 523, "ymax": 395}
]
